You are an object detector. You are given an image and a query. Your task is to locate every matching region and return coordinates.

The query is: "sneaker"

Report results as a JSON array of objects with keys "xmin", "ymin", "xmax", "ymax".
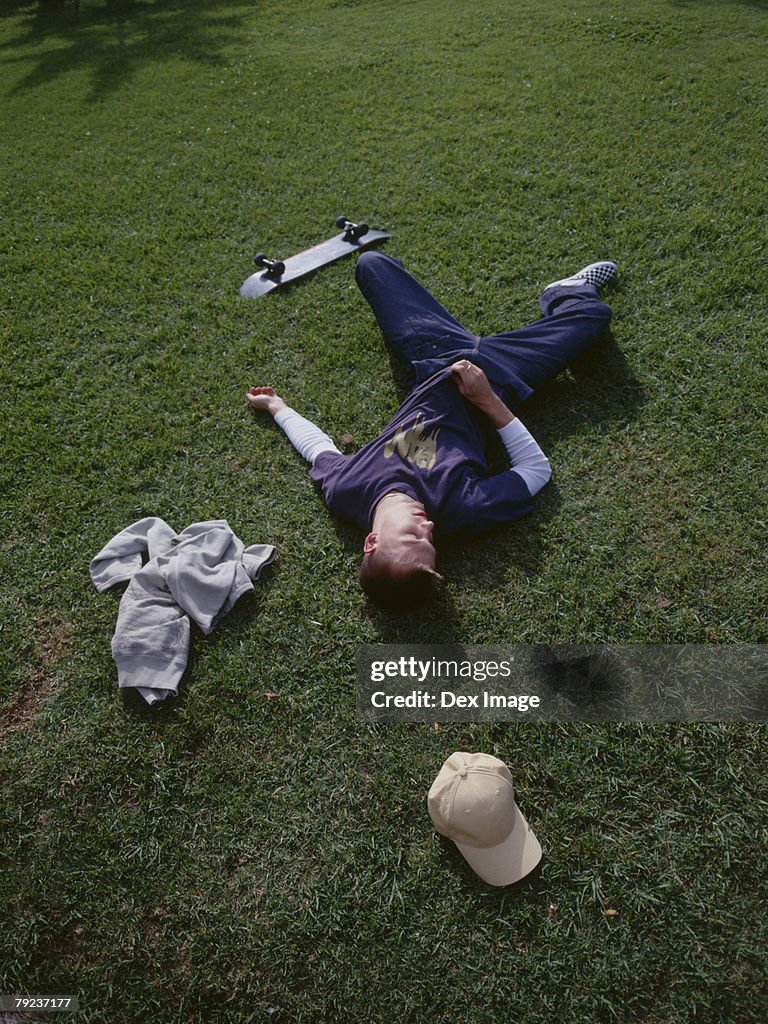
[{"xmin": 544, "ymin": 261, "xmax": 618, "ymax": 291}]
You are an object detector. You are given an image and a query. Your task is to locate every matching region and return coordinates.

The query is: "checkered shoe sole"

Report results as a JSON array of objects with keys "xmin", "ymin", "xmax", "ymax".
[{"xmin": 546, "ymin": 261, "xmax": 618, "ymax": 290}]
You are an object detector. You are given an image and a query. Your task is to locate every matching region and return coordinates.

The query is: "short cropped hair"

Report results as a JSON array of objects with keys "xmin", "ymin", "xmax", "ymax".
[{"xmin": 359, "ymin": 553, "xmax": 443, "ymax": 611}]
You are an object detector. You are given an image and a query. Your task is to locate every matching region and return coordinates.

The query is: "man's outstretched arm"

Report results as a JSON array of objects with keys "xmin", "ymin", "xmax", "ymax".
[
  {"xmin": 450, "ymin": 361, "xmax": 551, "ymax": 496},
  {"xmin": 246, "ymin": 386, "xmax": 341, "ymax": 465}
]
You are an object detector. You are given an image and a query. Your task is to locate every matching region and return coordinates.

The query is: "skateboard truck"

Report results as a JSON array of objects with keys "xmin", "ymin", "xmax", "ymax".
[
  {"xmin": 335, "ymin": 216, "xmax": 369, "ymax": 241},
  {"xmin": 253, "ymin": 253, "xmax": 286, "ymax": 278},
  {"xmin": 240, "ymin": 215, "xmax": 389, "ymax": 298}
]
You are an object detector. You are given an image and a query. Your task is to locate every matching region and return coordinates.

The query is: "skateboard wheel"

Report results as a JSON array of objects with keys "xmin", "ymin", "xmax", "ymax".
[
  {"xmin": 254, "ymin": 253, "xmax": 285, "ymax": 276},
  {"xmin": 338, "ymin": 217, "xmax": 370, "ymax": 240}
]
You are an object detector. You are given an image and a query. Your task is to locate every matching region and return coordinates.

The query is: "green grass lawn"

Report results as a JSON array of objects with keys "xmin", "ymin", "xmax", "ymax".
[{"xmin": 1, "ymin": 0, "xmax": 767, "ymax": 1021}]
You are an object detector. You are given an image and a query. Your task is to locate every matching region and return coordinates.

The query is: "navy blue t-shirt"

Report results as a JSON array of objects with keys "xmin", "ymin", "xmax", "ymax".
[{"xmin": 309, "ymin": 367, "xmax": 535, "ymax": 537}]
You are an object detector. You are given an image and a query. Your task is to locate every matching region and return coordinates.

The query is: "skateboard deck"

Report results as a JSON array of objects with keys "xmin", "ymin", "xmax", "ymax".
[{"xmin": 240, "ymin": 217, "xmax": 389, "ymax": 298}]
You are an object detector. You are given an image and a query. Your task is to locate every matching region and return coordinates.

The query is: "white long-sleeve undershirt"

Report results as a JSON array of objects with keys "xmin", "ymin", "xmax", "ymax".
[
  {"xmin": 273, "ymin": 406, "xmax": 551, "ymax": 495},
  {"xmin": 497, "ymin": 418, "xmax": 551, "ymax": 496},
  {"xmin": 274, "ymin": 407, "xmax": 341, "ymax": 464}
]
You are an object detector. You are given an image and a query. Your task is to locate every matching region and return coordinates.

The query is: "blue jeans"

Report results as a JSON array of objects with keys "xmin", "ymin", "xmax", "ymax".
[{"xmin": 355, "ymin": 251, "xmax": 612, "ymax": 403}]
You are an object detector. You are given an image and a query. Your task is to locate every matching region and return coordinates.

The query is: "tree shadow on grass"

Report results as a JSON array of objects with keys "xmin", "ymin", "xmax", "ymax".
[
  {"xmin": 668, "ymin": 0, "xmax": 767, "ymax": 8},
  {"xmin": 1, "ymin": 0, "xmax": 256, "ymax": 101}
]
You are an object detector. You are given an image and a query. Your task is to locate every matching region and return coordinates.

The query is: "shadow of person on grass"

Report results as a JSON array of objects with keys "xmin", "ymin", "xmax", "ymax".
[
  {"xmin": 1, "ymin": 0, "xmax": 254, "ymax": 101},
  {"xmin": 326, "ymin": 518, "xmax": 470, "ymax": 642},
  {"xmin": 324, "ymin": 322, "xmax": 643, "ymax": 633}
]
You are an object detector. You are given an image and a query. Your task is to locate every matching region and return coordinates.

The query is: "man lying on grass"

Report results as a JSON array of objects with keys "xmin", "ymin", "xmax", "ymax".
[{"xmin": 247, "ymin": 251, "xmax": 616, "ymax": 609}]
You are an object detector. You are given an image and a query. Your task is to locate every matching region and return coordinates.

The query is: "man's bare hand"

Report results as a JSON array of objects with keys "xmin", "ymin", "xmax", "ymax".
[
  {"xmin": 450, "ymin": 360, "xmax": 495, "ymax": 404},
  {"xmin": 246, "ymin": 386, "xmax": 287, "ymax": 417},
  {"xmin": 450, "ymin": 360, "xmax": 515, "ymax": 428}
]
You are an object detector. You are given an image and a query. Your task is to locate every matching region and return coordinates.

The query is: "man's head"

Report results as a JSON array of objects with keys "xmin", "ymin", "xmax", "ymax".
[{"xmin": 360, "ymin": 494, "xmax": 442, "ymax": 609}]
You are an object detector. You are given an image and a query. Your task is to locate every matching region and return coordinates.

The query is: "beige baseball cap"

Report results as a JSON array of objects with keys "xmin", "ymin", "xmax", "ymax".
[{"xmin": 428, "ymin": 751, "xmax": 542, "ymax": 886}]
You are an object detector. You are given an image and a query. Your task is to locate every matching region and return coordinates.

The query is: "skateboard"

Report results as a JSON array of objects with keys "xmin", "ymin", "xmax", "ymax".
[{"xmin": 240, "ymin": 216, "xmax": 389, "ymax": 298}]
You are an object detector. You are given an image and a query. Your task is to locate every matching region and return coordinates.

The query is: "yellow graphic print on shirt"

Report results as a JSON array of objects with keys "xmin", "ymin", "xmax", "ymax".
[{"xmin": 383, "ymin": 414, "xmax": 440, "ymax": 470}]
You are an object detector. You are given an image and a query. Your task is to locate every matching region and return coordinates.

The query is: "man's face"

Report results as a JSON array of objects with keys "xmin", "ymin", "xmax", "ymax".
[{"xmin": 364, "ymin": 500, "xmax": 437, "ymax": 570}]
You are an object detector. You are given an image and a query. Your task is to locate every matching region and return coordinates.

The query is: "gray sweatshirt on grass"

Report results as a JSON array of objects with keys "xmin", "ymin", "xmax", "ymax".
[{"xmin": 90, "ymin": 517, "xmax": 276, "ymax": 705}]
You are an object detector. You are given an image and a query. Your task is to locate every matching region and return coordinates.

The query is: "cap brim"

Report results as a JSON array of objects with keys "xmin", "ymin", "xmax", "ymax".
[{"xmin": 454, "ymin": 802, "xmax": 541, "ymax": 886}]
